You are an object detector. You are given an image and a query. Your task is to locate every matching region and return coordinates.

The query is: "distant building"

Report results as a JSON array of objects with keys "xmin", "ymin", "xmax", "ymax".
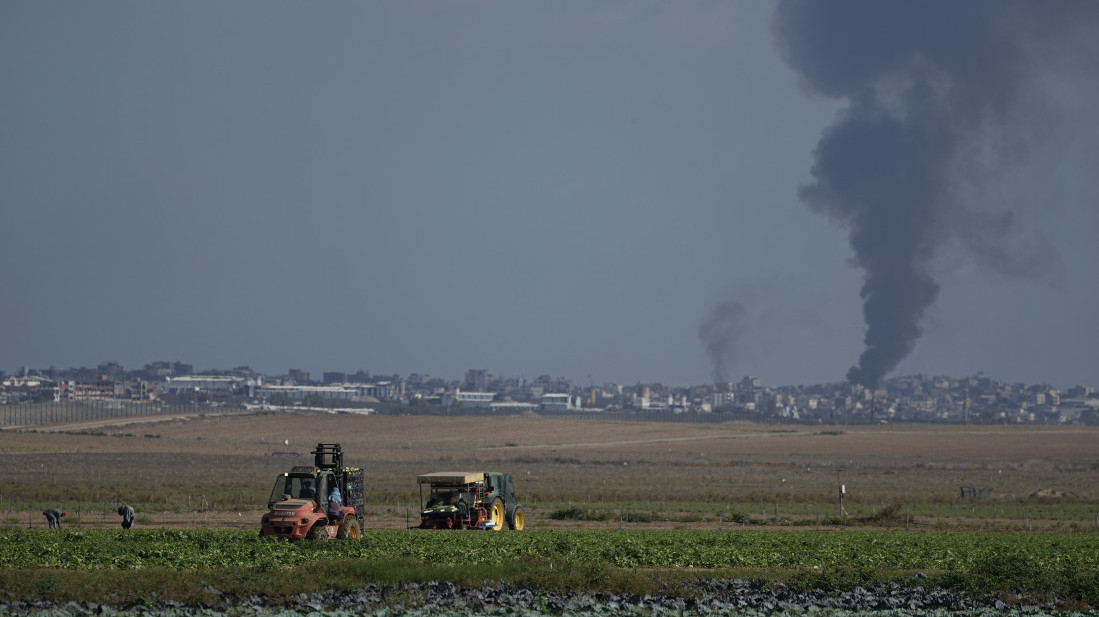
[
  {"xmin": 125, "ymin": 379, "xmax": 158, "ymax": 400},
  {"xmin": 161, "ymin": 375, "xmax": 242, "ymax": 395},
  {"xmin": 58, "ymin": 378, "xmax": 117, "ymax": 400},
  {"xmin": 260, "ymin": 384, "xmax": 353, "ymax": 403},
  {"xmin": 452, "ymin": 390, "xmax": 495, "ymax": 408},
  {"xmin": 323, "ymin": 372, "xmax": 347, "ymax": 384},
  {"xmin": 258, "ymin": 382, "xmax": 397, "ymax": 403},
  {"xmin": 356, "ymin": 381, "xmax": 398, "ymax": 400},
  {"xmin": 541, "ymin": 393, "xmax": 580, "ymax": 411},
  {"xmin": 464, "ymin": 369, "xmax": 488, "ymax": 392},
  {"xmin": 139, "ymin": 361, "xmax": 193, "ymax": 380},
  {"xmin": 712, "ymin": 391, "xmax": 735, "ymax": 410}
]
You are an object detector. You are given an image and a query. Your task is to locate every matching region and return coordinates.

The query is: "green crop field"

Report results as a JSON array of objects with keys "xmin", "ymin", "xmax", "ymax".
[
  {"xmin": 3, "ymin": 528, "xmax": 1097, "ymax": 572},
  {"xmin": 2, "ymin": 412, "xmax": 1098, "ymax": 612},
  {"xmin": 1, "ymin": 528, "xmax": 1096, "ymax": 608}
]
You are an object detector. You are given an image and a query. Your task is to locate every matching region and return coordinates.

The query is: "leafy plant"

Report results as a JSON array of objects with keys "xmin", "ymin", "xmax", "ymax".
[{"xmin": 1, "ymin": 528, "xmax": 1095, "ymax": 607}]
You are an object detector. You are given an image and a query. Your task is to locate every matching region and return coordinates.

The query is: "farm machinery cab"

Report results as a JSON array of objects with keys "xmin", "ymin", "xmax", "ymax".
[
  {"xmin": 261, "ymin": 443, "xmax": 364, "ymax": 540},
  {"xmin": 416, "ymin": 471, "xmax": 524, "ymax": 530}
]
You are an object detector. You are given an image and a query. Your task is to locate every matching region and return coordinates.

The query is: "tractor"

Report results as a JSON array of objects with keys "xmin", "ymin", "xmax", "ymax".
[
  {"xmin": 260, "ymin": 443, "xmax": 364, "ymax": 540},
  {"xmin": 416, "ymin": 471, "xmax": 524, "ymax": 530}
]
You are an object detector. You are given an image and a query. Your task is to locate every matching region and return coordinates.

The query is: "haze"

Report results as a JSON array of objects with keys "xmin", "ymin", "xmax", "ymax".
[{"xmin": 2, "ymin": 2, "xmax": 1097, "ymax": 389}]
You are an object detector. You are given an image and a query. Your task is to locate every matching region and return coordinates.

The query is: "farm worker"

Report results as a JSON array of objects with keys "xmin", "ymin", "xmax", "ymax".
[
  {"xmin": 118, "ymin": 504, "xmax": 135, "ymax": 529},
  {"xmin": 43, "ymin": 508, "xmax": 65, "ymax": 529},
  {"xmin": 327, "ymin": 486, "xmax": 342, "ymax": 522},
  {"xmin": 299, "ymin": 479, "xmax": 315, "ymax": 499}
]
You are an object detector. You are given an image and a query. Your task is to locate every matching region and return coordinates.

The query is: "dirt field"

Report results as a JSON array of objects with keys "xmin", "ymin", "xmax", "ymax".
[{"xmin": 2, "ymin": 411, "xmax": 1096, "ymax": 530}]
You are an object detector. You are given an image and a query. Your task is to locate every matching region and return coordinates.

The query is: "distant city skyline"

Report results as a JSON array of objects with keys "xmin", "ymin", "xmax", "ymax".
[
  {"xmin": 5, "ymin": 358, "xmax": 1094, "ymax": 428},
  {"xmin": 3, "ymin": 2, "xmax": 1097, "ymax": 391},
  {"xmin": 5, "ymin": 357, "xmax": 1095, "ymax": 392}
]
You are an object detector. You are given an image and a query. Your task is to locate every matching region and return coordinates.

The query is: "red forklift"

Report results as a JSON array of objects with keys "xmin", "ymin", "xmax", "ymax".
[{"xmin": 260, "ymin": 443, "xmax": 364, "ymax": 540}]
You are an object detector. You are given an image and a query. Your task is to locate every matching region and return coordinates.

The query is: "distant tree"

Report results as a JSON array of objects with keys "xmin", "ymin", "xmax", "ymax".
[
  {"xmin": 269, "ymin": 392, "xmax": 293, "ymax": 406},
  {"xmin": 32, "ymin": 388, "xmax": 56, "ymax": 403},
  {"xmin": 303, "ymin": 393, "xmax": 328, "ymax": 408}
]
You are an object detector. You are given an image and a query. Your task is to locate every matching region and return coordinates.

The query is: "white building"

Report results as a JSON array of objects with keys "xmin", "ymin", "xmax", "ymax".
[
  {"xmin": 439, "ymin": 389, "xmax": 495, "ymax": 408},
  {"xmin": 161, "ymin": 375, "xmax": 242, "ymax": 394},
  {"xmin": 712, "ymin": 391, "xmax": 735, "ymax": 409},
  {"xmin": 541, "ymin": 393, "xmax": 580, "ymax": 411}
]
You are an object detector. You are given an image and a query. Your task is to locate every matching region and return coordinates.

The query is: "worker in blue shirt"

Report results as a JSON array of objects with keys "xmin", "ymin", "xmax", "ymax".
[{"xmin": 327, "ymin": 486, "xmax": 342, "ymax": 522}]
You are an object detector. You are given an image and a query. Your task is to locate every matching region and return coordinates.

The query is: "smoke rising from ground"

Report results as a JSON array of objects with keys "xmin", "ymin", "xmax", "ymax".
[
  {"xmin": 698, "ymin": 299, "xmax": 745, "ymax": 385},
  {"xmin": 771, "ymin": 1, "xmax": 1099, "ymax": 387}
]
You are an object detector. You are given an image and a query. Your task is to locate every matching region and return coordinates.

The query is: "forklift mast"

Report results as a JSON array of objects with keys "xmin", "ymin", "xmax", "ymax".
[
  {"xmin": 312, "ymin": 443, "xmax": 343, "ymax": 471},
  {"xmin": 312, "ymin": 442, "xmax": 363, "ymax": 530}
]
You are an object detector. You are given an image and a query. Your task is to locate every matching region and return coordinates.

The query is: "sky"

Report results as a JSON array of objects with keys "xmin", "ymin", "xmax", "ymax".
[{"xmin": 2, "ymin": 2, "xmax": 1097, "ymax": 389}]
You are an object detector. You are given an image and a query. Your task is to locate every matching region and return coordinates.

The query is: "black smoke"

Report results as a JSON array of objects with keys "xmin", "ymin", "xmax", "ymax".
[
  {"xmin": 698, "ymin": 299, "xmax": 745, "ymax": 385},
  {"xmin": 772, "ymin": 1, "xmax": 1099, "ymax": 387}
]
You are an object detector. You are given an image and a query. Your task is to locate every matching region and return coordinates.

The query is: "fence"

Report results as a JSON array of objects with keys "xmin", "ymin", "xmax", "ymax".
[{"xmin": 0, "ymin": 399, "xmax": 249, "ymax": 429}]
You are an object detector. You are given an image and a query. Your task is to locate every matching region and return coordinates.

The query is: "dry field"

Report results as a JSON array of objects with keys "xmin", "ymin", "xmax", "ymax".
[{"xmin": 1, "ymin": 410, "xmax": 1096, "ymax": 530}]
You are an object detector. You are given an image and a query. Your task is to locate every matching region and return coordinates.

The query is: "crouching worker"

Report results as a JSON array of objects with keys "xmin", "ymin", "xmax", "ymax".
[
  {"xmin": 327, "ymin": 486, "xmax": 343, "ymax": 522},
  {"xmin": 43, "ymin": 508, "xmax": 66, "ymax": 529},
  {"xmin": 118, "ymin": 504, "xmax": 135, "ymax": 529}
]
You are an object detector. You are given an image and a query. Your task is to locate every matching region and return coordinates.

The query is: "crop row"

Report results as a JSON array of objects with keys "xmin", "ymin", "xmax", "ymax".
[{"xmin": 2, "ymin": 528, "xmax": 1096, "ymax": 573}]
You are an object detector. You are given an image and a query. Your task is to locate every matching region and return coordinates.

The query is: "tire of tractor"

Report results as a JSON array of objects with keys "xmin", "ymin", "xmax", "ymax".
[
  {"xmin": 306, "ymin": 523, "xmax": 328, "ymax": 541},
  {"xmin": 490, "ymin": 498, "xmax": 505, "ymax": 531},
  {"xmin": 336, "ymin": 516, "xmax": 361, "ymax": 540},
  {"xmin": 506, "ymin": 506, "xmax": 524, "ymax": 530}
]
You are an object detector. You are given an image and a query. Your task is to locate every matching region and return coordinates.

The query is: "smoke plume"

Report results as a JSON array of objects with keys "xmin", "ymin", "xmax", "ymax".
[
  {"xmin": 772, "ymin": 0, "xmax": 1098, "ymax": 387},
  {"xmin": 698, "ymin": 299, "xmax": 745, "ymax": 385}
]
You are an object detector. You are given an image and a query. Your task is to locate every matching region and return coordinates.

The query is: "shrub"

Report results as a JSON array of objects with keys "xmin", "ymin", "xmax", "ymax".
[
  {"xmin": 723, "ymin": 511, "xmax": 749, "ymax": 524},
  {"xmin": 549, "ymin": 506, "xmax": 613, "ymax": 521}
]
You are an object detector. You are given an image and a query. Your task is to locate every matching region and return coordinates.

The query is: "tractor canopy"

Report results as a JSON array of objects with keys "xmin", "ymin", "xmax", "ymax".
[
  {"xmin": 417, "ymin": 471, "xmax": 484, "ymax": 485},
  {"xmin": 417, "ymin": 471, "xmax": 484, "ymax": 507},
  {"xmin": 268, "ymin": 472, "xmax": 322, "ymax": 507}
]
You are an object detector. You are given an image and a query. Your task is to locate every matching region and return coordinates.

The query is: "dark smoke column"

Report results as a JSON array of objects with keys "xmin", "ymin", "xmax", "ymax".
[
  {"xmin": 698, "ymin": 299, "xmax": 745, "ymax": 385},
  {"xmin": 771, "ymin": 0, "xmax": 1097, "ymax": 387}
]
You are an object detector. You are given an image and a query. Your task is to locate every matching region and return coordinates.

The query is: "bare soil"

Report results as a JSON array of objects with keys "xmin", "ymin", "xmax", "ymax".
[{"xmin": 2, "ymin": 411, "xmax": 1096, "ymax": 530}]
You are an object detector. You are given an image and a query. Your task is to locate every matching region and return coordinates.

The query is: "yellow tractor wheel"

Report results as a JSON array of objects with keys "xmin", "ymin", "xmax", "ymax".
[
  {"xmin": 491, "ymin": 499, "xmax": 505, "ymax": 530},
  {"xmin": 337, "ymin": 516, "xmax": 361, "ymax": 540},
  {"xmin": 507, "ymin": 507, "xmax": 524, "ymax": 530}
]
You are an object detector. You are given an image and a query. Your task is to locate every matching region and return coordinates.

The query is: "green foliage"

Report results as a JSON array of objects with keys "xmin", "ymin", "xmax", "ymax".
[
  {"xmin": 2, "ymin": 528, "xmax": 1096, "ymax": 573},
  {"xmin": 549, "ymin": 506, "xmax": 614, "ymax": 521},
  {"xmin": 548, "ymin": 507, "xmax": 664, "ymax": 523},
  {"xmin": 302, "ymin": 392, "xmax": 328, "ymax": 408},
  {"xmin": 1, "ymin": 529, "xmax": 1096, "ymax": 606},
  {"xmin": 723, "ymin": 511, "xmax": 749, "ymax": 524},
  {"xmin": 268, "ymin": 392, "xmax": 293, "ymax": 406}
]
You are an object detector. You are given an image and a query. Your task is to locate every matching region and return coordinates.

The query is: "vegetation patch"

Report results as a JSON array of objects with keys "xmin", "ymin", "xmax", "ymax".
[
  {"xmin": 0, "ymin": 528, "xmax": 1095, "ymax": 609},
  {"xmin": 549, "ymin": 506, "xmax": 615, "ymax": 521}
]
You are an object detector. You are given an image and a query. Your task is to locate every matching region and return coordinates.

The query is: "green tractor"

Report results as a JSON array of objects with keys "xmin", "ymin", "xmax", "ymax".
[
  {"xmin": 260, "ymin": 443, "xmax": 364, "ymax": 540},
  {"xmin": 416, "ymin": 471, "xmax": 524, "ymax": 530}
]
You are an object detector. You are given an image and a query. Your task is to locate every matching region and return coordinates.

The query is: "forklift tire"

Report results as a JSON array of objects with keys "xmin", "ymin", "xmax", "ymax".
[
  {"xmin": 490, "ymin": 498, "xmax": 505, "ymax": 531},
  {"xmin": 306, "ymin": 523, "xmax": 328, "ymax": 541},
  {"xmin": 506, "ymin": 506, "xmax": 524, "ymax": 530},
  {"xmin": 337, "ymin": 516, "xmax": 361, "ymax": 540}
]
